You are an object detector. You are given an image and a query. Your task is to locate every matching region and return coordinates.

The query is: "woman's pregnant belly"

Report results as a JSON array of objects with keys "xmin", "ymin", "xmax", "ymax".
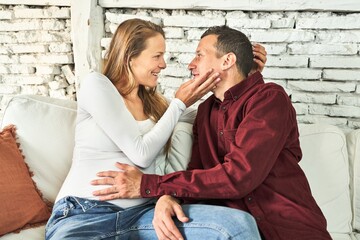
[{"xmin": 56, "ymin": 152, "xmax": 154, "ymax": 209}]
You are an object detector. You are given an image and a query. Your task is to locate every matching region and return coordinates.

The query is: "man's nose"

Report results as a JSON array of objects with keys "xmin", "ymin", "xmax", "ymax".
[{"xmin": 188, "ymin": 58, "xmax": 196, "ymax": 70}]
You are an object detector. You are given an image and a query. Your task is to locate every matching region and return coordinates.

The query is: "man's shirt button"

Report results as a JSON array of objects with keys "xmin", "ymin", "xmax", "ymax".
[{"xmin": 145, "ymin": 189, "xmax": 151, "ymax": 195}]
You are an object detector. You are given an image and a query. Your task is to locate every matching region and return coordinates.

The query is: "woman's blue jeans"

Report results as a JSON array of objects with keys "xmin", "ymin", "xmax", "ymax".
[{"xmin": 46, "ymin": 196, "xmax": 261, "ymax": 240}]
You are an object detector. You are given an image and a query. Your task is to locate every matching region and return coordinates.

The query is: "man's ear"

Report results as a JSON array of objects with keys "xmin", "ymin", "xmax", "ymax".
[{"xmin": 221, "ymin": 52, "xmax": 237, "ymax": 71}]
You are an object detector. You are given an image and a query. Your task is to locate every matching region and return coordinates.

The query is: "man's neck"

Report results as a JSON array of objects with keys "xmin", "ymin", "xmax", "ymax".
[{"xmin": 214, "ymin": 71, "xmax": 245, "ymax": 101}]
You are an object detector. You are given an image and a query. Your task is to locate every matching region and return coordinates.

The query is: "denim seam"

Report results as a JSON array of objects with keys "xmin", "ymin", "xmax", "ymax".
[
  {"xmin": 182, "ymin": 222, "xmax": 231, "ymax": 237},
  {"xmin": 121, "ymin": 222, "xmax": 232, "ymax": 238}
]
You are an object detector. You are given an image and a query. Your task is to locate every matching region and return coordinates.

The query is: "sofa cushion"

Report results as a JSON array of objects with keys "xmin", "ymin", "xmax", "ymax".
[
  {"xmin": 298, "ymin": 124, "xmax": 352, "ymax": 235},
  {"xmin": 347, "ymin": 129, "xmax": 360, "ymax": 232},
  {"xmin": 0, "ymin": 226, "xmax": 45, "ymax": 240},
  {"xmin": 0, "ymin": 125, "xmax": 50, "ymax": 236},
  {"xmin": 155, "ymin": 122, "xmax": 193, "ymax": 175},
  {"xmin": 0, "ymin": 95, "xmax": 77, "ymax": 203}
]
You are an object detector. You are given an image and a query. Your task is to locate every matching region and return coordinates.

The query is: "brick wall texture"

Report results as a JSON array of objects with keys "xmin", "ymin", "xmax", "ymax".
[
  {"xmin": 1, "ymin": 5, "xmax": 360, "ymax": 130},
  {"xmin": 0, "ymin": 4, "xmax": 74, "ymax": 118}
]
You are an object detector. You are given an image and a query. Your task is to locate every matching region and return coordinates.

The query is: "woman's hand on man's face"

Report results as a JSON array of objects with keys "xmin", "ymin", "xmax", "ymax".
[{"xmin": 175, "ymin": 68, "xmax": 221, "ymax": 107}]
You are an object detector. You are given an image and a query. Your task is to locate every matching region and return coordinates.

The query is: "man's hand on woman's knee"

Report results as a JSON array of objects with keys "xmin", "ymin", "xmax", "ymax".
[{"xmin": 153, "ymin": 195, "xmax": 189, "ymax": 240}]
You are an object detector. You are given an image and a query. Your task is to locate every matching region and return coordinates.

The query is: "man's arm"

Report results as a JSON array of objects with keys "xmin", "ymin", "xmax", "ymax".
[
  {"xmin": 91, "ymin": 87, "xmax": 296, "ymax": 200},
  {"xmin": 141, "ymin": 88, "xmax": 298, "ymax": 200}
]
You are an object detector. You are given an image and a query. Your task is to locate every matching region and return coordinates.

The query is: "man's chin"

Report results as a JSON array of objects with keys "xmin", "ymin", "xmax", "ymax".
[{"xmin": 192, "ymin": 75, "xmax": 200, "ymax": 81}]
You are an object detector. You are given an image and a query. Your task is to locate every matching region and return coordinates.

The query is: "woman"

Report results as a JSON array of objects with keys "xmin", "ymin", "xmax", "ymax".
[{"xmin": 46, "ymin": 19, "xmax": 267, "ymax": 239}]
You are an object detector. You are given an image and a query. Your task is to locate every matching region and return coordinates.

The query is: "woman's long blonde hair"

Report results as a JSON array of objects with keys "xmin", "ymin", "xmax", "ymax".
[{"xmin": 102, "ymin": 18, "xmax": 172, "ymax": 154}]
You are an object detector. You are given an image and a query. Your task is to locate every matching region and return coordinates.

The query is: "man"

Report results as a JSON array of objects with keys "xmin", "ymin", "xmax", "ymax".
[{"xmin": 93, "ymin": 26, "xmax": 331, "ymax": 240}]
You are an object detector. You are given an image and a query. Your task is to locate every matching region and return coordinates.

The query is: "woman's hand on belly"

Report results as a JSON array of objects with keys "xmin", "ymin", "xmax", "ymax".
[{"xmin": 91, "ymin": 162, "xmax": 143, "ymax": 201}]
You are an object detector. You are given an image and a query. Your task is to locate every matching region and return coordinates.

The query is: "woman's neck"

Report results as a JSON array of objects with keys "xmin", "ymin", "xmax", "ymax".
[{"xmin": 123, "ymin": 90, "xmax": 148, "ymax": 121}]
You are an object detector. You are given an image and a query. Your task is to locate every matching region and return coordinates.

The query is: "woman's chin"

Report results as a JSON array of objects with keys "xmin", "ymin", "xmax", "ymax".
[{"xmin": 146, "ymin": 82, "xmax": 158, "ymax": 89}]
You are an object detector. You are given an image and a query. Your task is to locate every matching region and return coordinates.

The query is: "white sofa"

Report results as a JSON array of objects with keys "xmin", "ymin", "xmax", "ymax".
[{"xmin": 1, "ymin": 94, "xmax": 359, "ymax": 240}]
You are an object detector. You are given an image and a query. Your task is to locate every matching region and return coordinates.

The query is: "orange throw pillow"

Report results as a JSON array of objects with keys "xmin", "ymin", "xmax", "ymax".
[{"xmin": 0, "ymin": 125, "xmax": 51, "ymax": 236}]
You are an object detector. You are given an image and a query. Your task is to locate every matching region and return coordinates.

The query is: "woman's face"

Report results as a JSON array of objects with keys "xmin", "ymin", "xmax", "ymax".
[{"xmin": 130, "ymin": 33, "xmax": 166, "ymax": 88}]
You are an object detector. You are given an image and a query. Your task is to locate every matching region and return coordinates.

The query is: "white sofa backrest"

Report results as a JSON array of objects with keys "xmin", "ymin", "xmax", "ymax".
[
  {"xmin": 347, "ymin": 129, "xmax": 360, "ymax": 232},
  {"xmin": 3, "ymin": 95, "xmax": 360, "ymax": 239},
  {"xmin": 298, "ymin": 124, "xmax": 352, "ymax": 235},
  {"xmin": 1, "ymin": 95, "xmax": 77, "ymax": 203}
]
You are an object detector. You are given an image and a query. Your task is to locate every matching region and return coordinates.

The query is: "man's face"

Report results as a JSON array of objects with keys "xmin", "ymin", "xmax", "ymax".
[{"xmin": 188, "ymin": 34, "xmax": 223, "ymax": 83}]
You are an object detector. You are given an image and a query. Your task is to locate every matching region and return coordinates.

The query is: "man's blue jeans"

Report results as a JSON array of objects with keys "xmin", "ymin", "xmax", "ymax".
[{"xmin": 46, "ymin": 196, "xmax": 261, "ymax": 240}]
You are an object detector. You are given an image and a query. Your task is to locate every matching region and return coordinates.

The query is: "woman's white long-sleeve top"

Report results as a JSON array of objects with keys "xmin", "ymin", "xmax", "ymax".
[{"xmin": 56, "ymin": 72, "xmax": 194, "ymax": 208}]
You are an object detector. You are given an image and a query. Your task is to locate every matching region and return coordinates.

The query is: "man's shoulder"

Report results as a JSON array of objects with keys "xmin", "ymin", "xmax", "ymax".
[
  {"xmin": 263, "ymin": 81, "xmax": 284, "ymax": 89},
  {"xmin": 259, "ymin": 81, "xmax": 288, "ymax": 96},
  {"xmin": 253, "ymin": 82, "xmax": 293, "ymax": 108}
]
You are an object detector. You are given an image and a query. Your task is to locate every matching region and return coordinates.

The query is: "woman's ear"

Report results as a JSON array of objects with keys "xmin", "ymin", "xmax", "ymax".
[{"xmin": 221, "ymin": 52, "xmax": 236, "ymax": 71}]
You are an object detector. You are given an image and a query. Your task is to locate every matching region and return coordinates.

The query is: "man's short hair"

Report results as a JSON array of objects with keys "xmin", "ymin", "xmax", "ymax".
[{"xmin": 201, "ymin": 25, "xmax": 253, "ymax": 77}]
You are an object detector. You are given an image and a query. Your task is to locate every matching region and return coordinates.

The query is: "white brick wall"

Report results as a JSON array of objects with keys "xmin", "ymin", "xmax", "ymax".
[
  {"xmin": 102, "ymin": 9, "xmax": 360, "ymax": 130},
  {"xmin": 0, "ymin": 1, "xmax": 359, "ymax": 130},
  {"xmin": 0, "ymin": 4, "xmax": 74, "ymax": 122}
]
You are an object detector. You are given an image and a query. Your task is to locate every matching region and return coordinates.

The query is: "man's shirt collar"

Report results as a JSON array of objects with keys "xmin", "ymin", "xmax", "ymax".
[{"xmin": 224, "ymin": 71, "xmax": 264, "ymax": 101}]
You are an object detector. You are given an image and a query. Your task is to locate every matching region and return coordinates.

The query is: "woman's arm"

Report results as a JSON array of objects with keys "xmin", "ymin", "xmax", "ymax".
[
  {"xmin": 79, "ymin": 72, "xmax": 186, "ymax": 168},
  {"xmin": 79, "ymin": 71, "xmax": 219, "ymax": 168}
]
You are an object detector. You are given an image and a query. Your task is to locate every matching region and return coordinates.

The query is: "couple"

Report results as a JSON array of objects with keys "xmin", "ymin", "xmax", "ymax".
[{"xmin": 46, "ymin": 19, "xmax": 331, "ymax": 240}]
